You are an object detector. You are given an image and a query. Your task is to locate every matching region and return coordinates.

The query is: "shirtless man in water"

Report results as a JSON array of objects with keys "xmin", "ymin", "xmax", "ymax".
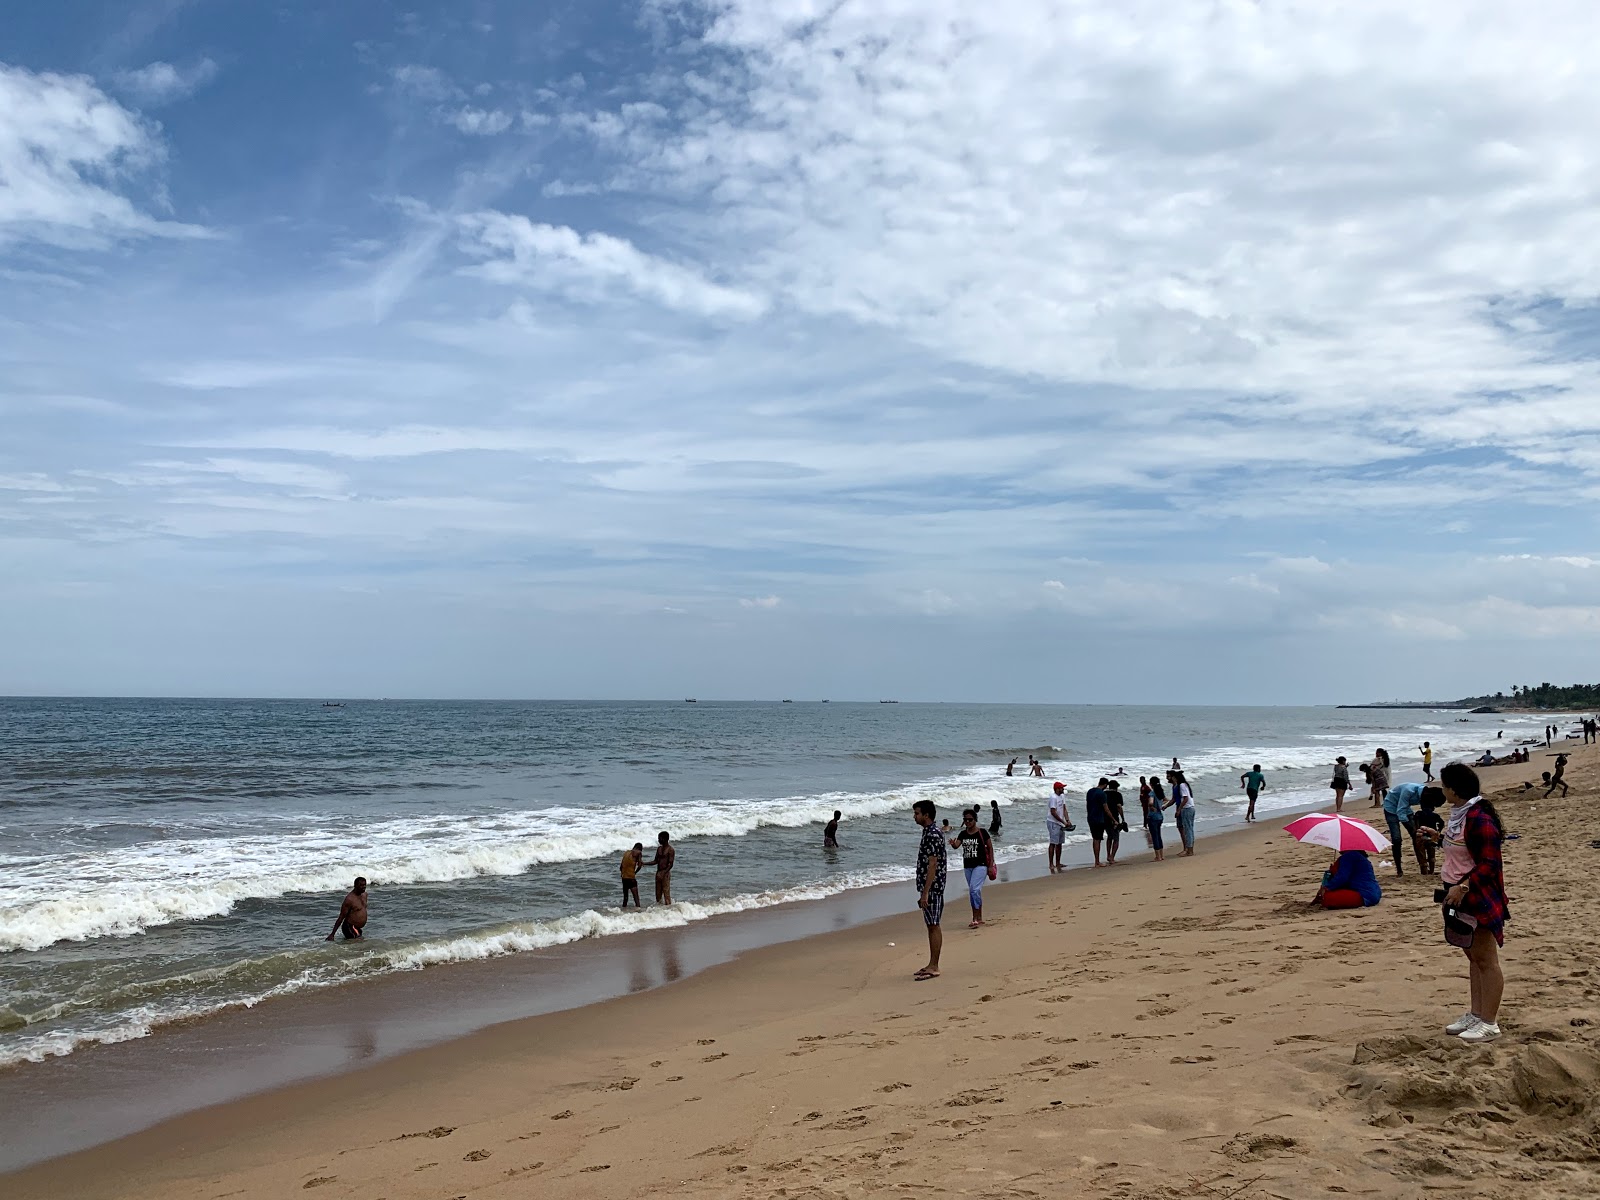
[
  {"xmin": 326, "ymin": 876, "xmax": 368, "ymax": 940},
  {"xmin": 645, "ymin": 830, "xmax": 676, "ymax": 904}
]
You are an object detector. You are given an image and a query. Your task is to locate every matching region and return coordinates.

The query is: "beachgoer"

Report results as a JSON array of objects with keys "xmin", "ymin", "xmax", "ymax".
[
  {"xmin": 988, "ymin": 800, "xmax": 1002, "ymax": 838},
  {"xmin": 1331, "ymin": 756, "xmax": 1351, "ymax": 813},
  {"xmin": 644, "ymin": 830, "xmax": 676, "ymax": 905},
  {"xmin": 1031, "ymin": 757, "xmax": 1045, "ymax": 778},
  {"xmin": 1475, "ymin": 750, "xmax": 1495, "ymax": 768},
  {"xmin": 952, "ymin": 808, "xmax": 997, "ymax": 928},
  {"xmin": 911, "ymin": 799, "xmax": 947, "ymax": 979},
  {"xmin": 1313, "ymin": 850, "xmax": 1382, "ymax": 908},
  {"xmin": 1170, "ymin": 757, "xmax": 1182, "ymax": 773},
  {"xmin": 1144, "ymin": 775, "xmax": 1167, "ymax": 861},
  {"xmin": 1419, "ymin": 741, "xmax": 1434, "ymax": 782},
  {"xmin": 1046, "ymin": 782, "xmax": 1071, "ymax": 873},
  {"xmin": 1438, "ymin": 762, "xmax": 1508, "ymax": 1042},
  {"xmin": 1167, "ymin": 770, "xmax": 1196, "ymax": 855},
  {"xmin": 1410, "ymin": 788, "xmax": 1446, "ymax": 875},
  {"xmin": 1369, "ymin": 748, "xmax": 1391, "ymax": 809},
  {"xmin": 1103, "ymin": 780, "xmax": 1126, "ymax": 865},
  {"xmin": 1545, "ymin": 725, "xmax": 1552, "ymax": 748},
  {"xmin": 325, "ymin": 876, "xmax": 368, "ymax": 941},
  {"xmin": 1240, "ymin": 764, "xmax": 1266, "ymax": 823},
  {"xmin": 823, "ymin": 810, "xmax": 842, "ymax": 848},
  {"xmin": 1085, "ymin": 777, "xmax": 1109, "ymax": 866},
  {"xmin": 620, "ymin": 844, "xmax": 644, "ymax": 907},
  {"xmin": 1546, "ymin": 753, "xmax": 1569, "ymax": 797},
  {"xmin": 1382, "ymin": 781, "xmax": 1421, "ymax": 876},
  {"xmin": 1006, "ymin": 757, "xmax": 1017, "ymax": 777}
]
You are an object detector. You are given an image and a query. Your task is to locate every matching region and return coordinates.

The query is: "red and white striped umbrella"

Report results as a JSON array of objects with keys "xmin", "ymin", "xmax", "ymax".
[{"xmin": 1282, "ymin": 812, "xmax": 1390, "ymax": 853}]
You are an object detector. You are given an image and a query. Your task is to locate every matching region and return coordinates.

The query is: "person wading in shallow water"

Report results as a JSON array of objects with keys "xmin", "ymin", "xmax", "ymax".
[
  {"xmin": 326, "ymin": 876, "xmax": 368, "ymax": 940},
  {"xmin": 644, "ymin": 830, "xmax": 676, "ymax": 905}
]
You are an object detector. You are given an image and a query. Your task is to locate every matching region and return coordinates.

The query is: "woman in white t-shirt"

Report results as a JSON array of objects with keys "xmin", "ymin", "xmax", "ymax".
[{"xmin": 1166, "ymin": 770, "xmax": 1196, "ymax": 856}]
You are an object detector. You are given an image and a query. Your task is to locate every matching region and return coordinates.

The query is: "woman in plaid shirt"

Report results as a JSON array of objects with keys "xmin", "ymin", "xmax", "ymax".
[{"xmin": 1434, "ymin": 762, "xmax": 1509, "ymax": 1043}]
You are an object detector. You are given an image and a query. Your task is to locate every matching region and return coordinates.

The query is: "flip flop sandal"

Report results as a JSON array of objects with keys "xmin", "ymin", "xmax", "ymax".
[{"xmin": 913, "ymin": 969, "xmax": 940, "ymax": 981}]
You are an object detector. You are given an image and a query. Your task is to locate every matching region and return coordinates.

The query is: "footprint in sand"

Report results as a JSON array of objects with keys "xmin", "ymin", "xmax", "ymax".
[
  {"xmin": 702, "ymin": 1051, "xmax": 729, "ymax": 1062},
  {"xmin": 552, "ymin": 1110, "xmax": 574, "ymax": 1120},
  {"xmin": 463, "ymin": 1149, "xmax": 492, "ymax": 1161},
  {"xmin": 581, "ymin": 1164, "xmax": 612, "ymax": 1173},
  {"xmin": 697, "ymin": 1038, "xmax": 716, "ymax": 1045},
  {"xmin": 877, "ymin": 1082, "xmax": 912, "ymax": 1092},
  {"xmin": 395, "ymin": 1126, "xmax": 455, "ymax": 1140},
  {"xmin": 302, "ymin": 1179, "xmax": 336, "ymax": 1190}
]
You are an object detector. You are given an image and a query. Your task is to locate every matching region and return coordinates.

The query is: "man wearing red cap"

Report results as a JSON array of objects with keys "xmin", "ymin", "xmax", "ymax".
[{"xmin": 1046, "ymin": 782, "xmax": 1072, "ymax": 873}]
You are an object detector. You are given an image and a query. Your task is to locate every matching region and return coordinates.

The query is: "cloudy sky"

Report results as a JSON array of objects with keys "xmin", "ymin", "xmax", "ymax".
[{"xmin": 4, "ymin": 0, "xmax": 1600, "ymax": 703}]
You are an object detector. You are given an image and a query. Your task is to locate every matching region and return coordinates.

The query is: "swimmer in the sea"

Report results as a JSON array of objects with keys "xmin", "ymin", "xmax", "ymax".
[{"xmin": 326, "ymin": 876, "xmax": 368, "ymax": 940}]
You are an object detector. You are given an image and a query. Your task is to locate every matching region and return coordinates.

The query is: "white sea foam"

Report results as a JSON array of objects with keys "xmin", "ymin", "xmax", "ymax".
[{"xmin": 0, "ymin": 769, "xmax": 1046, "ymax": 953}]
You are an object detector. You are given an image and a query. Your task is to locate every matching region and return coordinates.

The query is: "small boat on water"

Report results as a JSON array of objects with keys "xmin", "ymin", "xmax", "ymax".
[
  {"xmin": 322, "ymin": 702, "xmax": 344, "ymax": 708},
  {"xmin": 684, "ymin": 698, "xmax": 698, "ymax": 703}
]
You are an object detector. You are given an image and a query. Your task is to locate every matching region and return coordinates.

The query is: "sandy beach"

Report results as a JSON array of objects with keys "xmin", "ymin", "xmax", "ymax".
[{"xmin": 7, "ymin": 738, "xmax": 1598, "ymax": 1200}]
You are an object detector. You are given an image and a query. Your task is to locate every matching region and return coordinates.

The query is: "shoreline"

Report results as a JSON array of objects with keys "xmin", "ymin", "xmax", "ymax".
[
  {"xmin": 7, "ymin": 742, "xmax": 1597, "ymax": 1198},
  {"xmin": 0, "ymin": 803, "xmax": 1299, "ymax": 1173}
]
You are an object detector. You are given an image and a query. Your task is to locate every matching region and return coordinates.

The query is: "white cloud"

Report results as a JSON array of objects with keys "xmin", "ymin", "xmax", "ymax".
[
  {"xmin": 739, "ymin": 595, "xmax": 781, "ymax": 608},
  {"xmin": 0, "ymin": 64, "xmax": 208, "ymax": 247},
  {"xmin": 457, "ymin": 211, "xmax": 768, "ymax": 319},
  {"xmin": 444, "ymin": 107, "xmax": 513, "ymax": 135},
  {"xmin": 390, "ymin": 64, "xmax": 454, "ymax": 101},
  {"xmin": 114, "ymin": 58, "xmax": 218, "ymax": 105}
]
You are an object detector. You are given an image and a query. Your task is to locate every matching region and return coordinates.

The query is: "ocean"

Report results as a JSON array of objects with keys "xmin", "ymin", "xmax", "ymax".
[{"xmin": 0, "ymin": 697, "xmax": 1555, "ymax": 1070}]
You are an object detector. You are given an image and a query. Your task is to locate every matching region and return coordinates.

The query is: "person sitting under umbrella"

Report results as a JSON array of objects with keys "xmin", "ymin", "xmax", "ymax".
[{"xmin": 1312, "ymin": 849, "xmax": 1383, "ymax": 909}]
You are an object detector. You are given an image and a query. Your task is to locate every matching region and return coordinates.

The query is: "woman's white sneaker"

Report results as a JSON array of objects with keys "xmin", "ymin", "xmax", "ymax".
[
  {"xmin": 1445, "ymin": 1013, "xmax": 1479, "ymax": 1035},
  {"xmin": 1458, "ymin": 1021, "xmax": 1501, "ymax": 1042}
]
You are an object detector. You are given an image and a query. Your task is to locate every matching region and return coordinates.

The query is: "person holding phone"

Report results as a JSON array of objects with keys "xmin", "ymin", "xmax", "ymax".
[{"xmin": 1437, "ymin": 762, "xmax": 1508, "ymax": 1043}]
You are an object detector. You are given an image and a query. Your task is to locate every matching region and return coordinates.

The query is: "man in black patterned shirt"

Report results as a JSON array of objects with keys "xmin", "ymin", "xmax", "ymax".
[{"xmin": 912, "ymin": 799, "xmax": 946, "ymax": 980}]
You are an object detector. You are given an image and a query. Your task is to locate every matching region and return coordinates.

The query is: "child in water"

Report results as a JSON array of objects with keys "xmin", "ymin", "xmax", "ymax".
[{"xmin": 620, "ymin": 843, "xmax": 644, "ymax": 907}]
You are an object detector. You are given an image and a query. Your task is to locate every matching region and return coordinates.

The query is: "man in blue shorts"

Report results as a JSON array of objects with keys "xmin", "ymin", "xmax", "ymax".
[
  {"xmin": 1046, "ymin": 781, "xmax": 1071, "ymax": 872},
  {"xmin": 912, "ymin": 799, "xmax": 946, "ymax": 980}
]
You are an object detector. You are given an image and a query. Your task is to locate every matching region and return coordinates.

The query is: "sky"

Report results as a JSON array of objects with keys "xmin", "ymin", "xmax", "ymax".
[{"xmin": 3, "ymin": 0, "xmax": 1600, "ymax": 704}]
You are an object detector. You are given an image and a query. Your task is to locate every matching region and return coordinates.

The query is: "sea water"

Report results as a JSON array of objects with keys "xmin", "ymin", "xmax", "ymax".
[{"xmin": 0, "ymin": 698, "xmax": 1560, "ymax": 1067}]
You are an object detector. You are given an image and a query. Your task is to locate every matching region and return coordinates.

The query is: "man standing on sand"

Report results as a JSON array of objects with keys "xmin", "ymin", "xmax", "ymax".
[
  {"xmin": 911, "ymin": 799, "xmax": 946, "ymax": 980},
  {"xmin": 824, "ymin": 810, "xmax": 842, "ymax": 848},
  {"xmin": 325, "ymin": 876, "xmax": 368, "ymax": 941},
  {"xmin": 644, "ymin": 831, "xmax": 676, "ymax": 905},
  {"xmin": 1419, "ymin": 741, "xmax": 1434, "ymax": 782},
  {"xmin": 1084, "ymin": 777, "xmax": 1110, "ymax": 866},
  {"xmin": 1102, "ymin": 780, "xmax": 1126, "ymax": 865},
  {"xmin": 1046, "ymin": 782, "xmax": 1071, "ymax": 873},
  {"xmin": 1239, "ymin": 764, "xmax": 1266, "ymax": 823}
]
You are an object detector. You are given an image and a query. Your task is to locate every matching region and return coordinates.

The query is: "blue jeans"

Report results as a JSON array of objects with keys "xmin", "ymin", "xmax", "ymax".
[
  {"xmin": 1146, "ymin": 814, "xmax": 1164, "ymax": 850},
  {"xmin": 1176, "ymin": 807, "xmax": 1196, "ymax": 851},
  {"xmin": 964, "ymin": 865, "xmax": 985, "ymax": 911},
  {"xmin": 1384, "ymin": 811, "xmax": 1409, "ymax": 874}
]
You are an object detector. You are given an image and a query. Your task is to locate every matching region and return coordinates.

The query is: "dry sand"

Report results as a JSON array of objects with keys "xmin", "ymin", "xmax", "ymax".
[{"xmin": 8, "ymin": 740, "xmax": 1599, "ymax": 1200}]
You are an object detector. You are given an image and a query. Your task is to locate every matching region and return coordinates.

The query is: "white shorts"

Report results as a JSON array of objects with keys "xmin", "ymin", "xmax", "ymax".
[{"xmin": 1047, "ymin": 821, "xmax": 1065, "ymax": 846}]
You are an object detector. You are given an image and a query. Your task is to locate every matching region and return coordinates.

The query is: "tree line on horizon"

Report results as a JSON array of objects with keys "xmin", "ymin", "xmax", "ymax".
[{"xmin": 1456, "ymin": 682, "xmax": 1600, "ymax": 709}]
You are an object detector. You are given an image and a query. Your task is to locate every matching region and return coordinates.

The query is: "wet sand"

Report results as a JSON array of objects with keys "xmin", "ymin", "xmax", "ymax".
[{"xmin": 7, "ymin": 739, "xmax": 1598, "ymax": 1198}]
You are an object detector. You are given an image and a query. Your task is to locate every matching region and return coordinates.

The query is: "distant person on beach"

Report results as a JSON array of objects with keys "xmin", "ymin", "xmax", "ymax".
[
  {"xmin": 1006, "ymin": 757, "xmax": 1017, "ymax": 776},
  {"xmin": 1546, "ymin": 753, "xmax": 1569, "ymax": 797},
  {"xmin": 1331, "ymin": 756, "xmax": 1351, "ymax": 812},
  {"xmin": 941, "ymin": 818, "xmax": 953, "ymax": 840},
  {"xmin": 988, "ymin": 800, "xmax": 1002, "ymax": 838},
  {"xmin": 1438, "ymin": 762, "xmax": 1508, "ymax": 1043},
  {"xmin": 325, "ymin": 877, "xmax": 368, "ymax": 941},
  {"xmin": 1171, "ymin": 757, "xmax": 1182, "ymax": 773},
  {"xmin": 1368, "ymin": 749, "xmax": 1391, "ymax": 809},
  {"xmin": 620, "ymin": 843, "xmax": 644, "ymax": 907},
  {"xmin": 1239, "ymin": 764, "xmax": 1266, "ymax": 823},
  {"xmin": 1312, "ymin": 849, "xmax": 1381, "ymax": 909},
  {"xmin": 1545, "ymin": 725, "xmax": 1553, "ymax": 747},
  {"xmin": 951, "ymin": 808, "xmax": 996, "ymax": 929},
  {"xmin": 1166, "ymin": 771, "xmax": 1196, "ymax": 855},
  {"xmin": 824, "ymin": 810, "xmax": 841, "ymax": 848},
  {"xmin": 1085, "ymin": 778, "xmax": 1110, "ymax": 866},
  {"xmin": 1143, "ymin": 775, "xmax": 1167, "ymax": 861},
  {"xmin": 1046, "ymin": 782, "xmax": 1072, "ymax": 873},
  {"xmin": 1382, "ymin": 781, "xmax": 1421, "ymax": 876},
  {"xmin": 644, "ymin": 831, "xmax": 676, "ymax": 905},
  {"xmin": 1031, "ymin": 757, "xmax": 1045, "ymax": 778},
  {"xmin": 1411, "ymin": 789, "xmax": 1446, "ymax": 875},
  {"xmin": 911, "ymin": 799, "xmax": 946, "ymax": 980},
  {"xmin": 1475, "ymin": 750, "xmax": 1495, "ymax": 767},
  {"xmin": 1419, "ymin": 741, "xmax": 1434, "ymax": 781},
  {"xmin": 1103, "ymin": 781, "xmax": 1127, "ymax": 865}
]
